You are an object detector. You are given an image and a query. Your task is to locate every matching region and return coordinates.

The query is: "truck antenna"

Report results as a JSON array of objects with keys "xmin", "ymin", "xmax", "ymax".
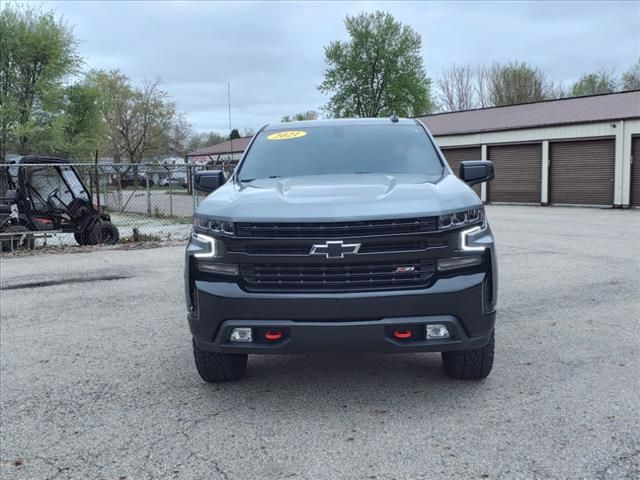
[{"xmin": 390, "ymin": 112, "xmax": 399, "ymax": 123}]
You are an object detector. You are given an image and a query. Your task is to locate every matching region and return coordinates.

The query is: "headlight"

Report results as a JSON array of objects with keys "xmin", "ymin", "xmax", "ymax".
[
  {"xmin": 190, "ymin": 232, "xmax": 238, "ymax": 274},
  {"xmin": 194, "ymin": 215, "xmax": 234, "ymax": 235},
  {"xmin": 192, "ymin": 232, "xmax": 221, "ymax": 258},
  {"xmin": 438, "ymin": 208, "xmax": 484, "ymax": 230}
]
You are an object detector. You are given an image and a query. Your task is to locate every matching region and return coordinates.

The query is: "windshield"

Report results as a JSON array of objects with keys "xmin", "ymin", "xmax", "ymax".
[
  {"xmin": 27, "ymin": 166, "xmax": 71, "ymax": 210},
  {"xmin": 237, "ymin": 124, "xmax": 444, "ymax": 181},
  {"xmin": 26, "ymin": 165, "xmax": 89, "ymax": 210},
  {"xmin": 59, "ymin": 166, "xmax": 89, "ymax": 200}
]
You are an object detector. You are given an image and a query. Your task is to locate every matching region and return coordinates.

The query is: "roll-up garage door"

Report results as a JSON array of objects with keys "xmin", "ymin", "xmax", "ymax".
[
  {"xmin": 631, "ymin": 137, "xmax": 640, "ymax": 207},
  {"xmin": 549, "ymin": 139, "xmax": 614, "ymax": 206},
  {"xmin": 440, "ymin": 146, "xmax": 482, "ymax": 195},
  {"xmin": 487, "ymin": 143, "xmax": 541, "ymax": 203}
]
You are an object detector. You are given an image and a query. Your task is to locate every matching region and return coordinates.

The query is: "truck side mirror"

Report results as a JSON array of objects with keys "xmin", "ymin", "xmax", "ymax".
[
  {"xmin": 459, "ymin": 161, "xmax": 494, "ymax": 186},
  {"xmin": 194, "ymin": 170, "xmax": 225, "ymax": 193}
]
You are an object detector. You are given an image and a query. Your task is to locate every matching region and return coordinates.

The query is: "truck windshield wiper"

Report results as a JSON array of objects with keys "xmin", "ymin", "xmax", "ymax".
[{"xmin": 239, "ymin": 176, "xmax": 280, "ymax": 182}]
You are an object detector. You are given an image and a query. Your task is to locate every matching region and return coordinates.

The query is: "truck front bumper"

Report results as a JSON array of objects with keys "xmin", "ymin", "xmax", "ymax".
[{"xmin": 188, "ymin": 272, "xmax": 495, "ymax": 354}]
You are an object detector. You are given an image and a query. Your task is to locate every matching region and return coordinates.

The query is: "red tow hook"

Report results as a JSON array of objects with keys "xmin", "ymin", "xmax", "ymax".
[
  {"xmin": 264, "ymin": 330, "xmax": 283, "ymax": 341},
  {"xmin": 393, "ymin": 329, "xmax": 413, "ymax": 340}
]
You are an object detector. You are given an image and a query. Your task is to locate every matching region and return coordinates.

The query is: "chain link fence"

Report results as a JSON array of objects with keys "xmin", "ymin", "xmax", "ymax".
[{"xmin": 0, "ymin": 161, "xmax": 220, "ymax": 250}]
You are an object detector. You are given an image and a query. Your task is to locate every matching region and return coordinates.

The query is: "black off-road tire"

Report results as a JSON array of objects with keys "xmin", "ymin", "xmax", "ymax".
[
  {"xmin": 88, "ymin": 221, "xmax": 120, "ymax": 245},
  {"xmin": 1, "ymin": 225, "xmax": 35, "ymax": 251},
  {"xmin": 442, "ymin": 330, "xmax": 494, "ymax": 380},
  {"xmin": 74, "ymin": 231, "xmax": 89, "ymax": 245},
  {"xmin": 193, "ymin": 338, "xmax": 247, "ymax": 382}
]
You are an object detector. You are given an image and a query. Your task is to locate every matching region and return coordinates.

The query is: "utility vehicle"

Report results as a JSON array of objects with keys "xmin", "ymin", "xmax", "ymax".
[{"xmin": 0, "ymin": 156, "xmax": 119, "ymax": 250}]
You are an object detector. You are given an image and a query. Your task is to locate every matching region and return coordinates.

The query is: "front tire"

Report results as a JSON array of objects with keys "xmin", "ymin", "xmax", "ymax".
[
  {"xmin": 88, "ymin": 221, "xmax": 120, "ymax": 245},
  {"xmin": 74, "ymin": 230, "xmax": 90, "ymax": 245},
  {"xmin": 193, "ymin": 338, "xmax": 247, "ymax": 382},
  {"xmin": 442, "ymin": 330, "xmax": 494, "ymax": 380}
]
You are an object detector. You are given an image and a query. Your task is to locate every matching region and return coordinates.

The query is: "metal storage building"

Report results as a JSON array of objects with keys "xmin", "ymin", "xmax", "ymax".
[
  {"xmin": 186, "ymin": 136, "xmax": 252, "ymax": 167},
  {"xmin": 418, "ymin": 90, "xmax": 640, "ymax": 207}
]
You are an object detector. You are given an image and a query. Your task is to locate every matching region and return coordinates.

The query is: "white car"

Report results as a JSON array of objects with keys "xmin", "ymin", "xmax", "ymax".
[{"xmin": 159, "ymin": 177, "xmax": 187, "ymax": 188}]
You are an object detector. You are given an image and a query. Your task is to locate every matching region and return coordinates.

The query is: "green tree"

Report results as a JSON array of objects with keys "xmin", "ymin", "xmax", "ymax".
[
  {"xmin": 0, "ymin": 4, "xmax": 80, "ymax": 160},
  {"xmin": 61, "ymin": 83, "xmax": 105, "ymax": 158},
  {"xmin": 281, "ymin": 111, "xmax": 318, "ymax": 122},
  {"xmin": 229, "ymin": 128, "xmax": 240, "ymax": 140},
  {"xmin": 86, "ymin": 69, "xmax": 133, "ymax": 166},
  {"xmin": 483, "ymin": 61, "xmax": 555, "ymax": 106},
  {"xmin": 87, "ymin": 70, "xmax": 177, "ymax": 185},
  {"xmin": 621, "ymin": 59, "xmax": 640, "ymax": 91},
  {"xmin": 30, "ymin": 82, "xmax": 105, "ymax": 159},
  {"xmin": 318, "ymin": 11, "xmax": 434, "ymax": 118},
  {"xmin": 571, "ymin": 70, "xmax": 617, "ymax": 97}
]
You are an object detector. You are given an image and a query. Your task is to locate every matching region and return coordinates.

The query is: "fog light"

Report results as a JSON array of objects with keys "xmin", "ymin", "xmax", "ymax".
[
  {"xmin": 229, "ymin": 328, "xmax": 253, "ymax": 342},
  {"xmin": 198, "ymin": 263, "xmax": 239, "ymax": 275},
  {"xmin": 426, "ymin": 324, "xmax": 450, "ymax": 339},
  {"xmin": 437, "ymin": 256, "xmax": 482, "ymax": 271}
]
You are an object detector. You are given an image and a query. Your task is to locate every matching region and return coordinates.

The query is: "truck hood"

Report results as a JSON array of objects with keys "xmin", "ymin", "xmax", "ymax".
[{"xmin": 196, "ymin": 173, "xmax": 481, "ymax": 222}]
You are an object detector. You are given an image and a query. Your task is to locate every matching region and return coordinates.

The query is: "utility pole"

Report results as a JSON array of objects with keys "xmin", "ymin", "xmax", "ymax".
[
  {"xmin": 228, "ymin": 82, "xmax": 233, "ymax": 164},
  {"xmin": 94, "ymin": 150, "xmax": 101, "ymax": 213}
]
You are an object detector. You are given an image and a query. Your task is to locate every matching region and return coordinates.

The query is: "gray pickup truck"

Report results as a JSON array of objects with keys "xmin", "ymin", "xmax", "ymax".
[{"xmin": 185, "ymin": 118, "xmax": 497, "ymax": 382}]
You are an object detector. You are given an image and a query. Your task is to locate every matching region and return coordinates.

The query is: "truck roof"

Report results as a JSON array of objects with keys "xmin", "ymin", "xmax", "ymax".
[{"xmin": 262, "ymin": 117, "xmax": 419, "ymax": 131}]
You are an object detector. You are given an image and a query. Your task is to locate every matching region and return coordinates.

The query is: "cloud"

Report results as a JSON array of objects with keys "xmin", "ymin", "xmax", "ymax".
[{"xmin": 27, "ymin": 0, "xmax": 640, "ymax": 132}]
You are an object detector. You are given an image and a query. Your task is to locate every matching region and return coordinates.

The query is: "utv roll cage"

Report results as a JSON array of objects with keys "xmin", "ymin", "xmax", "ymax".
[{"xmin": 0, "ymin": 156, "xmax": 119, "ymax": 250}]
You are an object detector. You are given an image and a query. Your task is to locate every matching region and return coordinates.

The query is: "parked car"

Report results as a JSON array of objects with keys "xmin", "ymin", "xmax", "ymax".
[
  {"xmin": 119, "ymin": 174, "xmax": 153, "ymax": 188},
  {"xmin": 160, "ymin": 177, "xmax": 187, "ymax": 188},
  {"xmin": 186, "ymin": 118, "xmax": 497, "ymax": 382}
]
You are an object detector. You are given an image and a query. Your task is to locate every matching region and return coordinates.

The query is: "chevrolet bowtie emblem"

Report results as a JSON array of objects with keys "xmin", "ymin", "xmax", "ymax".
[{"xmin": 310, "ymin": 240, "xmax": 361, "ymax": 259}]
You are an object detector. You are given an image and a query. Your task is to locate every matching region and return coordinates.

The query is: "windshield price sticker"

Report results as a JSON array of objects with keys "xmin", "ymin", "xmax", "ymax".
[{"xmin": 266, "ymin": 131, "xmax": 307, "ymax": 141}]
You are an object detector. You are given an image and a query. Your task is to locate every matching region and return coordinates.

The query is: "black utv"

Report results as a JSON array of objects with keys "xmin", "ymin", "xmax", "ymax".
[{"xmin": 0, "ymin": 156, "xmax": 119, "ymax": 251}]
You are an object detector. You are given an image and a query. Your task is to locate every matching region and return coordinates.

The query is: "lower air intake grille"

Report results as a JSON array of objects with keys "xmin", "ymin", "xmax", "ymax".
[{"xmin": 240, "ymin": 260, "xmax": 435, "ymax": 292}]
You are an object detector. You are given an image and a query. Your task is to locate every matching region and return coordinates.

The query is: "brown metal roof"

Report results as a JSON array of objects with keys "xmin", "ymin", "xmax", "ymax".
[
  {"xmin": 187, "ymin": 136, "xmax": 252, "ymax": 157},
  {"xmin": 186, "ymin": 92, "xmax": 640, "ymax": 157},
  {"xmin": 418, "ymin": 90, "xmax": 640, "ymax": 136}
]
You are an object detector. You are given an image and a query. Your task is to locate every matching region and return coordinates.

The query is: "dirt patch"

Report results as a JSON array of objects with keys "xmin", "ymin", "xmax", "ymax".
[{"xmin": 1, "ymin": 274, "xmax": 130, "ymax": 290}]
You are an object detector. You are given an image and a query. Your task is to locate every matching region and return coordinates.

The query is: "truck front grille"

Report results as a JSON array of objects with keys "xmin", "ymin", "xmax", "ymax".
[
  {"xmin": 240, "ymin": 260, "xmax": 435, "ymax": 292},
  {"xmin": 234, "ymin": 217, "xmax": 436, "ymax": 238}
]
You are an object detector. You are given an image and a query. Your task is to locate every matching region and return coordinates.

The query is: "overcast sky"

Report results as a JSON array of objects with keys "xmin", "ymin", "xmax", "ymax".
[{"xmin": 26, "ymin": 1, "xmax": 640, "ymax": 134}]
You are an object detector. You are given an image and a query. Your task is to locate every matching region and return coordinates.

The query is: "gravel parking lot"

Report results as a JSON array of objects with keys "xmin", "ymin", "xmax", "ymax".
[{"xmin": 1, "ymin": 205, "xmax": 638, "ymax": 480}]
